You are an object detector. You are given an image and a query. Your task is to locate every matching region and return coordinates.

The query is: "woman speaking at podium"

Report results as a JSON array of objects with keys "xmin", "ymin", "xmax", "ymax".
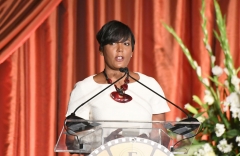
[{"xmin": 65, "ymin": 20, "xmax": 171, "ymax": 155}]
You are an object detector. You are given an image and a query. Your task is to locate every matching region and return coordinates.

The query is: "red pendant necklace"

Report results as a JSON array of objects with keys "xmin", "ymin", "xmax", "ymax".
[{"xmin": 103, "ymin": 70, "xmax": 132, "ymax": 103}]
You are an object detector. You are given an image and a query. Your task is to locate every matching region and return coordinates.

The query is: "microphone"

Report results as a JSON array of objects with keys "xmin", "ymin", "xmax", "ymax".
[
  {"xmin": 119, "ymin": 67, "xmax": 129, "ymax": 73},
  {"xmin": 65, "ymin": 71, "xmax": 127, "ymax": 134},
  {"xmin": 119, "ymin": 67, "xmax": 200, "ymax": 136}
]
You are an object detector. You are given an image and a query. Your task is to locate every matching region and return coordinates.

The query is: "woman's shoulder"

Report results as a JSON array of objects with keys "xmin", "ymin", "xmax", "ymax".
[
  {"xmin": 136, "ymin": 72, "xmax": 156, "ymax": 82},
  {"xmin": 75, "ymin": 75, "xmax": 96, "ymax": 87},
  {"xmin": 135, "ymin": 72, "xmax": 162, "ymax": 88}
]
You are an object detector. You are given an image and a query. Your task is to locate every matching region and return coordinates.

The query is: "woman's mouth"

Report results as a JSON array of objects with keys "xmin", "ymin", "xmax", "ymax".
[{"xmin": 116, "ymin": 56, "xmax": 124, "ymax": 61}]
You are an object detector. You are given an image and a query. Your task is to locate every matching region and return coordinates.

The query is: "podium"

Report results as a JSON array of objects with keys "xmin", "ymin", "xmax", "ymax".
[{"xmin": 55, "ymin": 119, "xmax": 200, "ymax": 156}]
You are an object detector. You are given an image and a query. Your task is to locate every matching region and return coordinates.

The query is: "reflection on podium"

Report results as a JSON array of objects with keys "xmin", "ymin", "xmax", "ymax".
[{"xmin": 55, "ymin": 119, "xmax": 200, "ymax": 156}]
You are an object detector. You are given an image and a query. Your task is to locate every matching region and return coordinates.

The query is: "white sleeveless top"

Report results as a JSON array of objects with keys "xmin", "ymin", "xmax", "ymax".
[{"xmin": 66, "ymin": 72, "xmax": 170, "ymax": 121}]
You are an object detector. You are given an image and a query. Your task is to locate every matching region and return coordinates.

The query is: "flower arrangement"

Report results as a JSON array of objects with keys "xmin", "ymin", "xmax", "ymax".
[{"xmin": 163, "ymin": 0, "xmax": 240, "ymax": 155}]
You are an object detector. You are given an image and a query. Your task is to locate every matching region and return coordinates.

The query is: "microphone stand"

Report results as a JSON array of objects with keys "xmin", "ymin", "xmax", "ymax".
[
  {"xmin": 64, "ymin": 72, "xmax": 127, "ymax": 134},
  {"xmin": 120, "ymin": 67, "xmax": 201, "ymax": 151}
]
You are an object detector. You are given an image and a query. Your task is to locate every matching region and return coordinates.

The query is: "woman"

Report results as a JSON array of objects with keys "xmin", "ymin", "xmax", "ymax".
[{"xmin": 65, "ymin": 20, "xmax": 170, "ymax": 154}]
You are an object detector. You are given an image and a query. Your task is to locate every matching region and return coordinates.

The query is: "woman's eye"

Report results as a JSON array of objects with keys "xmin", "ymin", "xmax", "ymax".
[
  {"xmin": 109, "ymin": 42, "xmax": 116, "ymax": 45},
  {"xmin": 124, "ymin": 42, "xmax": 130, "ymax": 46}
]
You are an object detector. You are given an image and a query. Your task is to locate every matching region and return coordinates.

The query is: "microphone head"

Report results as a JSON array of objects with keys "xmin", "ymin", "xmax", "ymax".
[
  {"xmin": 119, "ymin": 67, "xmax": 128, "ymax": 73},
  {"xmin": 65, "ymin": 113, "xmax": 100, "ymax": 134},
  {"xmin": 167, "ymin": 117, "xmax": 200, "ymax": 136}
]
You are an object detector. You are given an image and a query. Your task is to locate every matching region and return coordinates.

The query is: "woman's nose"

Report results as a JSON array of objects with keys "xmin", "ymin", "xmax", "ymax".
[{"xmin": 117, "ymin": 43, "xmax": 123, "ymax": 52}]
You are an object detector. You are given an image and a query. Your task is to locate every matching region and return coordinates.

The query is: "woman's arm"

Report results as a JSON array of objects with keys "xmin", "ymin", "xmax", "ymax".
[{"xmin": 151, "ymin": 113, "xmax": 170, "ymax": 148}]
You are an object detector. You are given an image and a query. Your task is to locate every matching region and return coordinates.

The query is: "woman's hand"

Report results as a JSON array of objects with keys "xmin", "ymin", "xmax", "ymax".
[
  {"xmin": 104, "ymin": 128, "xmax": 123, "ymax": 143},
  {"xmin": 138, "ymin": 133, "xmax": 148, "ymax": 139},
  {"xmin": 70, "ymin": 153, "xmax": 88, "ymax": 156}
]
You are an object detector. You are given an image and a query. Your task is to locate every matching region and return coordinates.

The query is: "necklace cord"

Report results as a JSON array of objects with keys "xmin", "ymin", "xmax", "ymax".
[
  {"xmin": 127, "ymin": 73, "xmax": 190, "ymax": 118},
  {"xmin": 103, "ymin": 69, "xmax": 129, "ymax": 95},
  {"xmin": 126, "ymin": 72, "xmax": 201, "ymax": 151},
  {"xmin": 72, "ymin": 72, "xmax": 127, "ymax": 114}
]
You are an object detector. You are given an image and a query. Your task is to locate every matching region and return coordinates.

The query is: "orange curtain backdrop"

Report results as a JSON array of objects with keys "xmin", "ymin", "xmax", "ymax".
[
  {"xmin": 0, "ymin": 7, "xmax": 60, "ymax": 156},
  {"xmin": 0, "ymin": 0, "xmax": 62, "ymax": 63},
  {"xmin": 0, "ymin": 0, "xmax": 239, "ymax": 156}
]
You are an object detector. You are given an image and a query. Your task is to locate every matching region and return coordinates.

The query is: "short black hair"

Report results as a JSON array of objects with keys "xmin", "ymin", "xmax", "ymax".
[{"xmin": 96, "ymin": 20, "xmax": 135, "ymax": 51}]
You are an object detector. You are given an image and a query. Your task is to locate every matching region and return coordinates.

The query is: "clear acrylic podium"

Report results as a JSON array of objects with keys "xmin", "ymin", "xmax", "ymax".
[{"xmin": 55, "ymin": 119, "xmax": 200, "ymax": 156}]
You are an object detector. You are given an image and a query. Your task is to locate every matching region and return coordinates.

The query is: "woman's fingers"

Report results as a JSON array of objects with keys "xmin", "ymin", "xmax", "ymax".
[
  {"xmin": 138, "ymin": 133, "xmax": 148, "ymax": 139},
  {"xmin": 111, "ymin": 128, "xmax": 122, "ymax": 135}
]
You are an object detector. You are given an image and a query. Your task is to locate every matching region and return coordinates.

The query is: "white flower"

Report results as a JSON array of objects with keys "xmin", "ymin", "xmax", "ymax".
[
  {"xmin": 231, "ymin": 75, "xmax": 240, "ymax": 91},
  {"xmin": 176, "ymin": 117, "xmax": 181, "ymax": 121},
  {"xmin": 203, "ymin": 144, "xmax": 215, "ymax": 156},
  {"xmin": 204, "ymin": 29, "xmax": 208, "ymax": 35},
  {"xmin": 193, "ymin": 152, "xmax": 199, "ymax": 156},
  {"xmin": 204, "ymin": 94, "xmax": 214, "ymax": 105},
  {"xmin": 215, "ymin": 123, "xmax": 225, "ymax": 137},
  {"xmin": 197, "ymin": 116, "xmax": 205, "ymax": 123},
  {"xmin": 223, "ymin": 68, "xmax": 229, "ymax": 75},
  {"xmin": 202, "ymin": 143, "xmax": 214, "ymax": 153},
  {"xmin": 196, "ymin": 66, "xmax": 202, "ymax": 77},
  {"xmin": 231, "ymin": 75, "xmax": 239, "ymax": 84},
  {"xmin": 226, "ymin": 92, "xmax": 240, "ymax": 117},
  {"xmin": 198, "ymin": 149, "xmax": 205, "ymax": 155},
  {"xmin": 202, "ymin": 78, "xmax": 210, "ymax": 86},
  {"xmin": 223, "ymin": 101, "xmax": 230, "ymax": 112},
  {"xmin": 224, "ymin": 80, "xmax": 229, "ymax": 87},
  {"xmin": 230, "ymin": 107, "xmax": 240, "ymax": 119},
  {"xmin": 226, "ymin": 92, "xmax": 240, "ymax": 120},
  {"xmin": 193, "ymin": 143, "xmax": 215, "ymax": 156},
  {"xmin": 206, "ymin": 44, "xmax": 212, "ymax": 52},
  {"xmin": 212, "ymin": 65, "xmax": 223, "ymax": 77},
  {"xmin": 184, "ymin": 103, "xmax": 198, "ymax": 114},
  {"xmin": 204, "ymin": 90, "xmax": 211, "ymax": 95},
  {"xmin": 236, "ymin": 136, "xmax": 240, "ymax": 142},
  {"xmin": 193, "ymin": 61, "xmax": 198, "ymax": 67},
  {"xmin": 211, "ymin": 56, "xmax": 216, "ymax": 64},
  {"xmin": 226, "ymin": 92, "xmax": 240, "ymax": 108},
  {"xmin": 236, "ymin": 136, "xmax": 240, "ymax": 146},
  {"xmin": 217, "ymin": 139, "xmax": 233, "ymax": 153}
]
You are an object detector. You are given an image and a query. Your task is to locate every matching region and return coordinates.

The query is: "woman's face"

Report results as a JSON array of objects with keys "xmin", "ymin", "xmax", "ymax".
[{"xmin": 101, "ymin": 38, "xmax": 133, "ymax": 70}]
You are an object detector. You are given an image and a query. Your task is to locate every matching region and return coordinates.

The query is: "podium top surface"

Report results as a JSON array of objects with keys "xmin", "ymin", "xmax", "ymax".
[{"xmin": 55, "ymin": 119, "xmax": 201, "ymax": 155}]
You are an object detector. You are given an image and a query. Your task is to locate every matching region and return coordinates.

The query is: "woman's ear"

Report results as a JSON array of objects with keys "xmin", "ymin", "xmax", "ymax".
[
  {"xmin": 99, "ymin": 46, "xmax": 104, "ymax": 56},
  {"xmin": 99, "ymin": 50, "xmax": 104, "ymax": 56}
]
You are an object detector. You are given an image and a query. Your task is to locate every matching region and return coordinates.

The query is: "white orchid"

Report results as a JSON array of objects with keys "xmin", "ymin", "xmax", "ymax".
[
  {"xmin": 202, "ymin": 78, "xmax": 210, "ymax": 86},
  {"xmin": 225, "ymin": 92, "xmax": 240, "ymax": 120},
  {"xmin": 193, "ymin": 61, "xmax": 198, "ymax": 68},
  {"xmin": 197, "ymin": 116, "xmax": 205, "ymax": 123},
  {"xmin": 203, "ymin": 90, "xmax": 214, "ymax": 105},
  {"xmin": 184, "ymin": 103, "xmax": 198, "ymax": 115},
  {"xmin": 223, "ymin": 68, "xmax": 229, "ymax": 75},
  {"xmin": 164, "ymin": 0, "xmax": 240, "ymax": 155},
  {"xmin": 222, "ymin": 101, "xmax": 230, "ymax": 112},
  {"xmin": 231, "ymin": 75, "xmax": 240, "ymax": 91},
  {"xmin": 211, "ymin": 55, "xmax": 216, "ymax": 64},
  {"xmin": 224, "ymin": 80, "xmax": 229, "ymax": 87},
  {"xmin": 212, "ymin": 65, "xmax": 223, "ymax": 77},
  {"xmin": 225, "ymin": 92, "xmax": 240, "ymax": 107},
  {"xmin": 203, "ymin": 94, "xmax": 214, "ymax": 105},
  {"xmin": 196, "ymin": 66, "xmax": 202, "ymax": 77}
]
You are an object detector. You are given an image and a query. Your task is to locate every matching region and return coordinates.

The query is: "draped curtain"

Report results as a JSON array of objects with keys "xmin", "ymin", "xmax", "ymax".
[{"xmin": 0, "ymin": 0, "xmax": 239, "ymax": 156}]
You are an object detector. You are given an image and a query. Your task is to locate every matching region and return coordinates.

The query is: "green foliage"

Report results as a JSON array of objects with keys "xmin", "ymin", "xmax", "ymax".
[{"xmin": 163, "ymin": 0, "xmax": 240, "ymax": 155}]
